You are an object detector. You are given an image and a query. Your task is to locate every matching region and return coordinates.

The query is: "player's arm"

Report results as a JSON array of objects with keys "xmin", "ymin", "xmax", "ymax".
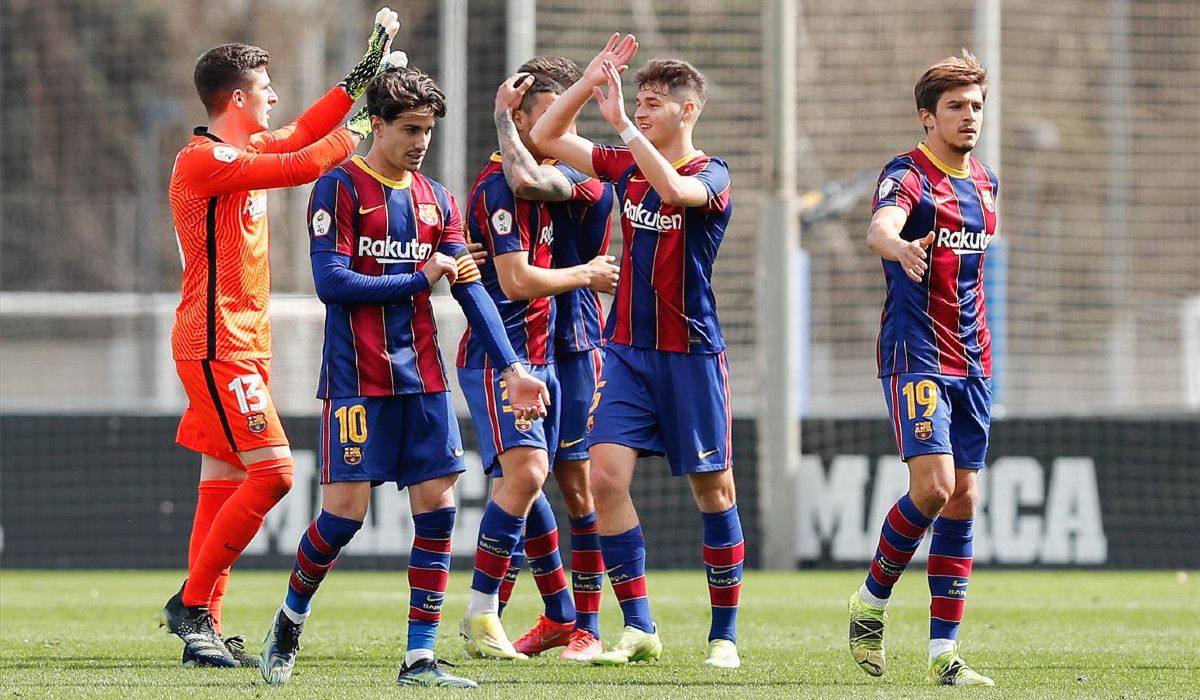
[
  {"xmin": 495, "ymin": 74, "xmax": 575, "ymax": 202},
  {"xmin": 867, "ymin": 166, "xmax": 930, "ymax": 282},
  {"xmin": 592, "ymin": 60, "xmax": 708, "ymax": 207},
  {"xmin": 530, "ymin": 34, "xmax": 639, "ymax": 177},
  {"xmin": 867, "ymin": 207, "xmax": 931, "ymax": 283},
  {"xmin": 307, "ymin": 173, "xmax": 439, "ymax": 305},
  {"xmin": 494, "ymin": 250, "xmax": 618, "ymax": 300},
  {"xmin": 180, "ymin": 134, "xmax": 360, "ymax": 197},
  {"xmin": 251, "ymin": 8, "xmax": 401, "ymax": 154},
  {"xmin": 311, "ymin": 253, "xmax": 443, "ymax": 305},
  {"xmin": 439, "ymin": 195, "xmax": 549, "ymax": 417}
]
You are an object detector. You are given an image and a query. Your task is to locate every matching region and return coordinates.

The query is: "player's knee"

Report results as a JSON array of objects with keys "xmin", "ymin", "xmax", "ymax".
[
  {"xmin": 943, "ymin": 485, "xmax": 979, "ymax": 518},
  {"xmin": 912, "ymin": 483, "xmax": 951, "ymax": 515},
  {"xmin": 553, "ymin": 465, "xmax": 591, "ymax": 515},
  {"xmin": 247, "ymin": 462, "xmax": 294, "ymax": 501}
]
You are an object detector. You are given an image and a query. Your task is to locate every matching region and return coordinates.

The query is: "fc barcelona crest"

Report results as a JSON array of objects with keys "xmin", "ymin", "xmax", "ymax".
[
  {"xmin": 343, "ymin": 446, "xmax": 363, "ymax": 465},
  {"xmin": 981, "ymin": 189, "xmax": 995, "ymax": 212},
  {"xmin": 246, "ymin": 412, "xmax": 267, "ymax": 434},
  {"xmin": 418, "ymin": 203, "xmax": 440, "ymax": 226},
  {"xmin": 914, "ymin": 420, "xmax": 933, "ymax": 441},
  {"xmin": 514, "ymin": 417, "xmax": 532, "ymax": 433}
]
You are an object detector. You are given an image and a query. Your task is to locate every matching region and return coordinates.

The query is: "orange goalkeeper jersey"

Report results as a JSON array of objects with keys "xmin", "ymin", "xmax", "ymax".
[{"xmin": 169, "ymin": 87, "xmax": 357, "ymax": 360}]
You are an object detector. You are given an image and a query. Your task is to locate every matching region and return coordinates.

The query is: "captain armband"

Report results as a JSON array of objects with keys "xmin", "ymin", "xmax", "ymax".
[{"xmin": 453, "ymin": 252, "xmax": 482, "ymax": 284}]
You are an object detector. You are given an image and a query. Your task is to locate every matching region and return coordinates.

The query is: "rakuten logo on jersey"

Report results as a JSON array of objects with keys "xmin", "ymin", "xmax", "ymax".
[
  {"xmin": 935, "ymin": 226, "xmax": 994, "ymax": 255},
  {"xmin": 244, "ymin": 191, "xmax": 267, "ymax": 221},
  {"xmin": 624, "ymin": 200, "xmax": 682, "ymax": 232},
  {"xmin": 358, "ymin": 236, "xmax": 433, "ymax": 264}
]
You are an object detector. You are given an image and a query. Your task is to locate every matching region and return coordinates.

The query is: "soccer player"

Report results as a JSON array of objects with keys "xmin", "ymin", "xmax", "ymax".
[
  {"xmin": 162, "ymin": 8, "xmax": 400, "ymax": 668},
  {"xmin": 485, "ymin": 56, "xmax": 616, "ymax": 662},
  {"xmin": 847, "ymin": 50, "xmax": 998, "ymax": 687},
  {"xmin": 455, "ymin": 68, "xmax": 619, "ymax": 661},
  {"xmin": 530, "ymin": 35, "xmax": 744, "ymax": 669},
  {"xmin": 257, "ymin": 65, "xmax": 548, "ymax": 689}
]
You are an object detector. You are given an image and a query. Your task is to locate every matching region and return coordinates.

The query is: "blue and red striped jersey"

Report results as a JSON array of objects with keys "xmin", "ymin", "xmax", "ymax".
[
  {"xmin": 309, "ymin": 156, "xmax": 468, "ymax": 397},
  {"xmin": 872, "ymin": 142, "xmax": 999, "ymax": 378},
  {"xmin": 550, "ymin": 163, "xmax": 615, "ymax": 354},
  {"xmin": 457, "ymin": 154, "xmax": 608, "ymax": 367},
  {"xmin": 591, "ymin": 145, "xmax": 731, "ymax": 354}
]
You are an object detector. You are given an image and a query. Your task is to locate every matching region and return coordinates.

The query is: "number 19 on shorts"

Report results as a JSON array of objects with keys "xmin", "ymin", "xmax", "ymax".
[{"xmin": 900, "ymin": 379, "xmax": 938, "ymax": 419}]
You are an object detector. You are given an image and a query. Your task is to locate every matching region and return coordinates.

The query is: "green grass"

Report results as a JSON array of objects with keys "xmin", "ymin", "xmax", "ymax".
[{"xmin": 1, "ymin": 569, "xmax": 1196, "ymax": 699}]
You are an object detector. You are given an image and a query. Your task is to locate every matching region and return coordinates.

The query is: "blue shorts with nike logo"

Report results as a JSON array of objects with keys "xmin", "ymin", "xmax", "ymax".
[
  {"xmin": 320, "ymin": 392, "xmax": 466, "ymax": 490},
  {"xmin": 457, "ymin": 364, "xmax": 561, "ymax": 476},
  {"xmin": 555, "ymin": 347, "xmax": 603, "ymax": 463},
  {"xmin": 587, "ymin": 343, "xmax": 733, "ymax": 477}
]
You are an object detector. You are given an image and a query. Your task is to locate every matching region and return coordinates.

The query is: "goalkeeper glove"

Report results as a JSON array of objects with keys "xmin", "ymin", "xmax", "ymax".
[
  {"xmin": 340, "ymin": 8, "xmax": 401, "ymax": 99},
  {"xmin": 346, "ymin": 106, "xmax": 371, "ymax": 139},
  {"xmin": 345, "ymin": 51, "xmax": 407, "ymax": 139},
  {"xmin": 380, "ymin": 50, "xmax": 408, "ymax": 72}
]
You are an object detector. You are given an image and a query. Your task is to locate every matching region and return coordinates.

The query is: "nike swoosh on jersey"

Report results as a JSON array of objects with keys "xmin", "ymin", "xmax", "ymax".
[
  {"xmin": 358, "ymin": 204, "xmax": 385, "ymax": 215},
  {"xmin": 559, "ymin": 438, "xmax": 584, "ymax": 448},
  {"xmin": 697, "ymin": 448, "xmax": 719, "ymax": 459}
]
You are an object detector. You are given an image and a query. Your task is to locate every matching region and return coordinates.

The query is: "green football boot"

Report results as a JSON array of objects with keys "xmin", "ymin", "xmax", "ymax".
[
  {"xmin": 928, "ymin": 645, "xmax": 995, "ymax": 686},
  {"xmin": 848, "ymin": 591, "xmax": 888, "ymax": 677}
]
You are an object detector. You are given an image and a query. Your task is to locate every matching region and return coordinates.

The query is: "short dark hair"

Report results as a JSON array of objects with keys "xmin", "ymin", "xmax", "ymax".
[
  {"xmin": 518, "ymin": 55, "xmax": 582, "ymax": 89},
  {"xmin": 193, "ymin": 43, "xmax": 270, "ymax": 116},
  {"xmin": 367, "ymin": 67, "xmax": 447, "ymax": 121},
  {"xmin": 515, "ymin": 72, "xmax": 566, "ymax": 114},
  {"xmin": 634, "ymin": 59, "xmax": 708, "ymax": 106},
  {"xmin": 914, "ymin": 49, "xmax": 988, "ymax": 114}
]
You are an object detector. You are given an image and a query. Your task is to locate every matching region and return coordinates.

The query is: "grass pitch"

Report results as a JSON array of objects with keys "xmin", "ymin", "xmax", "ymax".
[{"xmin": 1, "ymin": 569, "xmax": 1196, "ymax": 699}]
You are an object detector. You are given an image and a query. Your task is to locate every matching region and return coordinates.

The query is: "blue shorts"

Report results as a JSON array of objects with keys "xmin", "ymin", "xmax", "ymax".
[
  {"xmin": 319, "ymin": 393, "xmax": 466, "ymax": 490},
  {"xmin": 554, "ymin": 347, "xmax": 604, "ymax": 463},
  {"xmin": 881, "ymin": 373, "xmax": 992, "ymax": 469},
  {"xmin": 458, "ymin": 364, "xmax": 561, "ymax": 476},
  {"xmin": 587, "ymin": 343, "xmax": 732, "ymax": 477}
]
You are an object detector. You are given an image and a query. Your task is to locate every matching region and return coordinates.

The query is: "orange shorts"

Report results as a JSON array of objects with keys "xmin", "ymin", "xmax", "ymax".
[{"xmin": 175, "ymin": 358, "xmax": 289, "ymax": 464}]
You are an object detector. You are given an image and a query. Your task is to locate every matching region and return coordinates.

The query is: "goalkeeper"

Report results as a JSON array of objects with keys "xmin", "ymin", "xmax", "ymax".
[{"xmin": 162, "ymin": 8, "xmax": 403, "ymax": 669}]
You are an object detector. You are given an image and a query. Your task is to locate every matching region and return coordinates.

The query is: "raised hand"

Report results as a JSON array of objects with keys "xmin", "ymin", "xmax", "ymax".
[
  {"xmin": 496, "ymin": 73, "xmax": 534, "ymax": 117},
  {"xmin": 592, "ymin": 60, "xmax": 631, "ymax": 129},
  {"xmin": 341, "ymin": 7, "xmax": 402, "ymax": 99},
  {"xmin": 380, "ymin": 50, "xmax": 408, "ymax": 72},
  {"xmin": 582, "ymin": 33, "xmax": 638, "ymax": 87},
  {"xmin": 346, "ymin": 105, "xmax": 372, "ymax": 139}
]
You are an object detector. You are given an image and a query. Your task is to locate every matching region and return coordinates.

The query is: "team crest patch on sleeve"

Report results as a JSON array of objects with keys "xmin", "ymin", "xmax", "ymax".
[
  {"xmin": 212, "ymin": 146, "xmax": 238, "ymax": 163},
  {"xmin": 877, "ymin": 178, "xmax": 896, "ymax": 200},
  {"xmin": 981, "ymin": 189, "xmax": 995, "ymax": 212},
  {"xmin": 311, "ymin": 209, "xmax": 332, "ymax": 236},
  {"xmin": 343, "ymin": 446, "xmax": 363, "ymax": 466},
  {"xmin": 913, "ymin": 420, "xmax": 933, "ymax": 441},
  {"xmin": 246, "ymin": 412, "xmax": 267, "ymax": 434},
  {"xmin": 491, "ymin": 208, "xmax": 513, "ymax": 235},
  {"xmin": 418, "ymin": 203, "xmax": 440, "ymax": 226}
]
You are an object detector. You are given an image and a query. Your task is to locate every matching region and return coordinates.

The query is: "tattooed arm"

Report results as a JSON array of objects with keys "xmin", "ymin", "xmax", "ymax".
[{"xmin": 495, "ymin": 73, "xmax": 575, "ymax": 202}]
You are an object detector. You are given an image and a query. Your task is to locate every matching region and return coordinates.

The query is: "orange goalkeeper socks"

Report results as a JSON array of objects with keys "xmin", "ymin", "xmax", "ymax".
[
  {"xmin": 188, "ymin": 479, "xmax": 240, "ymax": 630},
  {"xmin": 182, "ymin": 457, "xmax": 293, "ymax": 608}
]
